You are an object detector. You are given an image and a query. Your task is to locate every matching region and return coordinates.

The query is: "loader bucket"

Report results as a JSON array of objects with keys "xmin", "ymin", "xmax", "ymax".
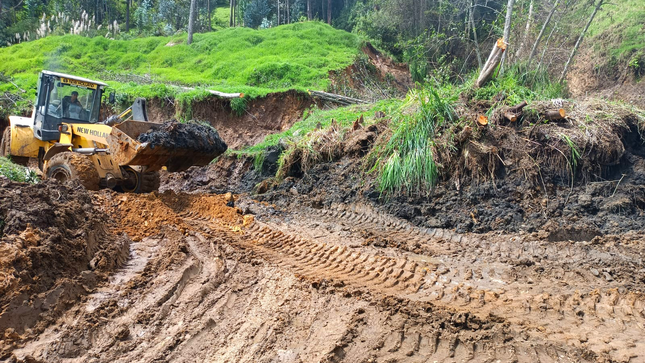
[{"xmin": 108, "ymin": 120, "xmax": 227, "ymax": 172}]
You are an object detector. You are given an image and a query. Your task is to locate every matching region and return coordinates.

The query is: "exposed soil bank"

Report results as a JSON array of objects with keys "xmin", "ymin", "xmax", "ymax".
[
  {"xmin": 0, "ymin": 179, "xmax": 129, "ymax": 358},
  {"xmin": 146, "ymin": 91, "xmax": 319, "ymax": 150},
  {"xmin": 567, "ymin": 48, "xmax": 645, "ymax": 109}
]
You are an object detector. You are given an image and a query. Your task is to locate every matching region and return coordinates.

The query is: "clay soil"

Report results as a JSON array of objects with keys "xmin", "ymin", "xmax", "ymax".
[{"xmin": 3, "ymin": 98, "xmax": 645, "ymax": 362}]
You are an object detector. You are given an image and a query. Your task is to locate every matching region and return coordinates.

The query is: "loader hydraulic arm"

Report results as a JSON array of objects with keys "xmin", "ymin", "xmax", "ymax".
[{"xmin": 104, "ymin": 98, "xmax": 148, "ymax": 126}]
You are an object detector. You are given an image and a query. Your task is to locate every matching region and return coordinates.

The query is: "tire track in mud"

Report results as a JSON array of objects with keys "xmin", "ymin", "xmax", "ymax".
[
  {"xmin": 179, "ymin": 203, "xmax": 645, "ymax": 361},
  {"xmin": 313, "ymin": 204, "xmax": 645, "ymax": 273},
  {"xmin": 305, "ymin": 204, "xmax": 645, "ymax": 360},
  {"xmin": 179, "ymin": 214, "xmax": 585, "ymax": 362}
]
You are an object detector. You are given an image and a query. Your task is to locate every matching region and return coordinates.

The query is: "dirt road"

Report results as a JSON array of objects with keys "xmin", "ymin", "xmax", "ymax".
[{"xmin": 5, "ymin": 188, "xmax": 643, "ymax": 362}]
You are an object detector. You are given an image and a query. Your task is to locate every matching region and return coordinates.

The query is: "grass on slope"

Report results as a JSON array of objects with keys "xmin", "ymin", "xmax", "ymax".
[
  {"xmin": 585, "ymin": 0, "xmax": 645, "ymax": 57},
  {"xmin": 0, "ymin": 21, "xmax": 360, "ymax": 111},
  {"xmin": 0, "ymin": 157, "xmax": 39, "ymax": 183}
]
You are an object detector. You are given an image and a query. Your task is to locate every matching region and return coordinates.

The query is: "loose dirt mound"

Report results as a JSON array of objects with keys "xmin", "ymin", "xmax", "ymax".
[{"xmin": 0, "ymin": 179, "xmax": 128, "ymax": 358}]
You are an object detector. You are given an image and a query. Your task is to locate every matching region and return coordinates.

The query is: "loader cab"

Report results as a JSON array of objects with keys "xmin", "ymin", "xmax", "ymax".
[{"xmin": 33, "ymin": 71, "xmax": 107, "ymax": 141}]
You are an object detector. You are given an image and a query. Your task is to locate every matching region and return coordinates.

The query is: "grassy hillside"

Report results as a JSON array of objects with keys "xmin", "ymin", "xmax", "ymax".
[
  {"xmin": 0, "ymin": 21, "xmax": 360, "ymax": 112},
  {"xmin": 585, "ymin": 0, "xmax": 645, "ymax": 57}
]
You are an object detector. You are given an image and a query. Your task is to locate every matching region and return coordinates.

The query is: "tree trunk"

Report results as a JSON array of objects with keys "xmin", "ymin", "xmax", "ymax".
[
  {"xmin": 187, "ymin": 0, "xmax": 197, "ymax": 45},
  {"xmin": 229, "ymin": 0, "xmax": 234, "ymax": 26},
  {"xmin": 498, "ymin": 0, "xmax": 515, "ymax": 75},
  {"xmin": 475, "ymin": 38, "xmax": 507, "ymax": 88},
  {"xmin": 207, "ymin": 0, "xmax": 211, "ymax": 30},
  {"xmin": 559, "ymin": 0, "xmax": 604, "ymax": 82},
  {"xmin": 470, "ymin": 0, "xmax": 482, "ymax": 69},
  {"xmin": 327, "ymin": 0, "xmax": 331, "ymax": 24},
  {"xmin": 286, "ymin": 0, "xmax": 290, "ymax": 23},
  {"xmin": 535, "ymin": 24, "xmax": 557, "ymax": 73},
  {"xmin": 125, "ymin": 0, "xmax": 130, "ymax": 32},
  {"xmin": 307, "ymin": 0, "xmax": 312, "ymax": 20},
  {"xmin": 514, "ymin": 0, "xmax": 533, "ymax": 60},
  {"xmin": 527, "ymin": 0, "xmax": 559, "ymax": 68}
]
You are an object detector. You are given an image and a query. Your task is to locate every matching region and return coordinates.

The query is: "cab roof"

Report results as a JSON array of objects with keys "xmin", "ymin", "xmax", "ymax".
[{"xmin": 42, "ymin": 70, "xmax": 108, "ymax": 87}]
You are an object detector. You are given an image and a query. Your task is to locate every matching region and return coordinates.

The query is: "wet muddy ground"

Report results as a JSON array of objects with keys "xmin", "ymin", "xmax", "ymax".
[{"xmin": 1, "ymin": 180, "xmax": 644, "ymax": 362}]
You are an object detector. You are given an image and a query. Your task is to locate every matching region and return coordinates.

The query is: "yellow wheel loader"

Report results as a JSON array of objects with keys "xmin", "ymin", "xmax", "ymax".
[{"xmin": 1, "ymin": 71, "xmax": 226, "ymax": 192}]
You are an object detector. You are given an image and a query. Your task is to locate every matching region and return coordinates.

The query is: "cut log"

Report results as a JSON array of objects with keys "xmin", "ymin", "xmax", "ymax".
[
  {"xmin": 307, "ymin": 90, "xmax": 369, "ymax": 105},
  {"xmin": 504, "ymin": 111, "xmax": 518, "ymax": 122},
  {"xmin": 179, "ymin": 86, "xmax": 243, "ymax": 99},
  {"xmin": 475, "ymin": 38, "xmax": 507, "ymax": 88},
  {"xmin": 545, "ymin": 108, "xmax": 566, "ymax": 121},
  {"xmin": 504, "ymin": 100, "xmax": 528, "ymax": 122}
]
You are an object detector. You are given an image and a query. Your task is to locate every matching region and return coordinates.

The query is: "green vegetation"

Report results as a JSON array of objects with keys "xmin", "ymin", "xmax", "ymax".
[
  {"xmin": 585, "ymin": 0, "xmax": 645, "ymax": 58},
  {"xmin": 235, "ymin": 98, "xmax": 400, "ymax": 159},
  {"xmin": 0, "ymin": 22, "xmax": 360, "ymax": 112},
  {"xmin": 0, "ymin": 157, "xmax": 39, "ymax": 183},
  {"xmin": 370, "ymin": 86, "xmax": 456, "ymax": 195},
  {"xmin": 472, "ymin": 65, "xmax": 565, "ymax": 106},
  {"xmin": 212, "ymin": 7, "xmax": 232, "ymax": 29},
  {"xmin": 559, "ymin": 133, "xmax": 581, "ymax": 181}
]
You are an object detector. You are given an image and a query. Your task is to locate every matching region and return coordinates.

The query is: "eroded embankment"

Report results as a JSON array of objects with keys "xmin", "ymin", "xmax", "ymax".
[
  {"xmin": 146, "ymin": 91, "xmax": 319, "ymax": 150},
  {"xmin": 166, "ymin": 99, "xmax": 645, "ymax": 238}
]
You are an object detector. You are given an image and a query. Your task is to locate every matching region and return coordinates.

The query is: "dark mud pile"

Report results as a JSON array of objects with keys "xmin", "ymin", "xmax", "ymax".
[
  {"xmin": 163, "ymin": 100, "xmax": 645, "ymax": 240},
  {"xmin": 0, "ymin": 179, "xmax": 128, "ymax": 358},
  {"xmin": 138, "ymin": 121, "xmax": 227, "ymax": 155}
]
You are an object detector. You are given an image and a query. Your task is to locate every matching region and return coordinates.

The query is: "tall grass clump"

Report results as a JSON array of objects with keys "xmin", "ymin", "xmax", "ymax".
[{"xmin": 373, "ymin": 86, "xmax": 457, "ymax": 195}]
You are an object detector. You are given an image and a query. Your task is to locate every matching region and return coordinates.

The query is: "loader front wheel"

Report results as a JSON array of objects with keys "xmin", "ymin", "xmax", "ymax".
[
  {"xmin": 1, "ymin": 128, "xmax": 29, "ymax": 166},
  {"xmin": 140, "ymin": 171, "xmax": 160, "ymax": 193},
  {"xmin": 44, "ymin": 152, "xmax": 100, "ymax": 191},
  {"xmin": 118, "ymin": 167, "xmax": 159, "ymax": 193}
]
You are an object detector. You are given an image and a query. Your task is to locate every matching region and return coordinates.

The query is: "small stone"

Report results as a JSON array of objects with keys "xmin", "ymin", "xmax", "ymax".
[
  {"xmin": 603, "ymin": 271, "xmax": 614, "ymax": 282},
  {"xmin": 590, "ymin": 268, "xmax": 600, "ymax": 277}
]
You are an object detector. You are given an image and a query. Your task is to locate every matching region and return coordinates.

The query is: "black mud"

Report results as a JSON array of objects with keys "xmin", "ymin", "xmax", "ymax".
[{"xmin": 138, "ymin": 121, "xmax": 228, "ymax": 155}]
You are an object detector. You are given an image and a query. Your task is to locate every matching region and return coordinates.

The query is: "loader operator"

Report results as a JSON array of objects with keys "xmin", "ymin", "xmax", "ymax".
[{"xmin": 63, "ymin": 91, "xmax": 83, "ymax": 119}]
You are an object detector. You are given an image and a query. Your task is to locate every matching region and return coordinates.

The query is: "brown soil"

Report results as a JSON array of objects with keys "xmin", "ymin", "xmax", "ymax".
[
  {"xmin": 567, "ymin": 48, "xmax": 645, "ymax": 109},
  {"xmin": 145, "ymin": 90, "xmax": 318, "ymax": 149},
  {"xmin": 4, "ymin": 184, "xmax": 645, "ymax": 362},
  {"xmin": 0, "ymin": 179, "xmax": 129, "ymax": 358}
]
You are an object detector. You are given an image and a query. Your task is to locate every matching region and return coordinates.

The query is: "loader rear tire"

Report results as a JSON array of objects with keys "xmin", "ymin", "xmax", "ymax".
[
  {"xmin": 1, "ymin": 128, "xmax": 30, "ymax": 166},
  {"xmin": 44, "ymin": 152, "xmax": 100, "ymax": 191}
]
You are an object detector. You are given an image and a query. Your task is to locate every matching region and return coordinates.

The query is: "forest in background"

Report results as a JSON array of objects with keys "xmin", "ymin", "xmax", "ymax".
[{"xmin": 1, "ymin": 0, "xmax": 643, "ymax": 86}]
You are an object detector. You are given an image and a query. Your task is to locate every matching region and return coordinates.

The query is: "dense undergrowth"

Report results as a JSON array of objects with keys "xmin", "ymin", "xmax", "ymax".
[{"xmin": 0, "ymin": 22, "xmax": 360, "ymax": 113}]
